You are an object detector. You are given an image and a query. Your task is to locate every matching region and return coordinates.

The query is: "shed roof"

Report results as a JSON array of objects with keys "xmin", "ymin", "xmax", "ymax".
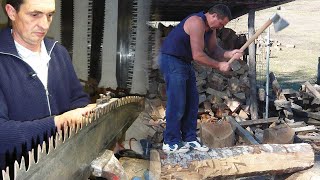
[{"xmin": 151, "ymin": 0, "xmax": 294, "ymax": 21}]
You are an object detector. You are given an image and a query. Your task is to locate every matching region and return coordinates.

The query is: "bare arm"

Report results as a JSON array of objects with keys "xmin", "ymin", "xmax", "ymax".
[
  {"xmin": 208, "ymin": 30, "xmax": 243, "ymax": 61},
  {"xmin": 185, "ymin": 16, "xmax": 239, "ymax": 72},
  {"xmin": 185, "ymin": 16, "xmax": 221, "ymax": 69}
]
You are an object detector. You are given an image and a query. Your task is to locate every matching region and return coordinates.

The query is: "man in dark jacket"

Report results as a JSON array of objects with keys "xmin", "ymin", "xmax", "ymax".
[
  {"xmin": 0, "ymin": 0, "xmax": 94, "ymax": 170},
  {"xmin": 159, "ymin": 4, "xmax": 243, "ymax": 153}
]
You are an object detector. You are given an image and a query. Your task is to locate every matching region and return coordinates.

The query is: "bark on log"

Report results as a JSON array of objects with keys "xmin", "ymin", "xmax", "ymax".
[{"xmin": 161, "ymin": 143, "xmax": 314, "ymax": 179}]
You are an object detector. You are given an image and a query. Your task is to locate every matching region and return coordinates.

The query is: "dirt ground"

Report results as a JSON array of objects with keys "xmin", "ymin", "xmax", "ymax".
[{"xmin": 226, "ymin": 0, "xmax": 320, "ymax": 90}]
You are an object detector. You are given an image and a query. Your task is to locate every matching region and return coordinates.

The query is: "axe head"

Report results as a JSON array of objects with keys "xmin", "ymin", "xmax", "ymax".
[{"xmin": 271, "ymin": 13, "xmax": 289, "ymax": 32}]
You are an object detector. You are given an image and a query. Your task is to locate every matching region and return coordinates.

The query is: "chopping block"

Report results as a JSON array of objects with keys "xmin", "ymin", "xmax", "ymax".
[
  {"xmin": 200, "ymin": 120, "xmax": 236, "ymax": 148},
  {"xmin": 263, "ymin": 124, "xmax": 295, "ymax": 144}
]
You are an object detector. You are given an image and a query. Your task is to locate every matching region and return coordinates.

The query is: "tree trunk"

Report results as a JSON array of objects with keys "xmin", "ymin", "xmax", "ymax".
[{"xmin": 161, "ymin": 143, "xmax": 314, "ymax": 179}]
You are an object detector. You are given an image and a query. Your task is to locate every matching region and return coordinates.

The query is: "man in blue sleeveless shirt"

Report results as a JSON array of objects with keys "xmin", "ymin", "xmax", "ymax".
[{"xmin": 159, "ymin": 4, "xmax": 243, "ymax": 153}]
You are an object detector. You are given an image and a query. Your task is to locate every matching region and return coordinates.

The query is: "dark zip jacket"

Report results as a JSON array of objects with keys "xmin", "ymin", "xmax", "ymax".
[{"xmin": 0, "ymin": 28, "xmax": 90, "ymax": 170}]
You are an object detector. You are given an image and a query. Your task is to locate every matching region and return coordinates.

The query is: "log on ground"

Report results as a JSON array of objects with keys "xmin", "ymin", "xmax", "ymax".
[{"xmin": 160, "ymin": 143, "xmax": 314, "ymax": 179}]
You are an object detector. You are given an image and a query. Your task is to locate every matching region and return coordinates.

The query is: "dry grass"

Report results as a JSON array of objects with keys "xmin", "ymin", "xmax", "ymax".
[{"xmin": 227, "ymin": 0, "xmax": 320, "ymax": 90}]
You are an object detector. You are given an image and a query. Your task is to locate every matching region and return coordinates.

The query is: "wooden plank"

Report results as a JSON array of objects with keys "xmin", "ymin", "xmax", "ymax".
[
  {"xmin": 226, "ymin": 116, "xmax": 259, "ymax": 145},
  {"xmin": 292, "ymin": 125, "xmax": 317, "ymax": 133},
  {"xmin": 297, "ymin": 135, "xmax": 320, "ymax": 141},
  {"xmin": 238, "ymin": 117, "xmax": 279, "ymax": 127},
  {"xmin": 161, "ymin": 143, "xmax": 314, "ymax": 179},
  {"xmin": 292, "ymin": 108, "xmax": 320, "ymax": 120}
]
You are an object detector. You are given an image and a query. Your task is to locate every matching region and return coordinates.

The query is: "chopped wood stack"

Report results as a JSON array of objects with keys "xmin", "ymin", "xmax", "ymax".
[{"xmin": 194, "ymin": 61, "xmax": 251, "ymax": 121}]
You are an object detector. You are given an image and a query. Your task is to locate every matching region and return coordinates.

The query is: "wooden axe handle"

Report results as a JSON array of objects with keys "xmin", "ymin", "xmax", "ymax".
[{"xmin": 228, "ymin": 19, "xmax": 273, "ymax": 64}]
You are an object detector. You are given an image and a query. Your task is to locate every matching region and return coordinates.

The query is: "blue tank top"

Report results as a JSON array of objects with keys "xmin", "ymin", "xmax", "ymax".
[{"xmin": 160, "ymin": 11, "xmax": 213, "ymax": 62}]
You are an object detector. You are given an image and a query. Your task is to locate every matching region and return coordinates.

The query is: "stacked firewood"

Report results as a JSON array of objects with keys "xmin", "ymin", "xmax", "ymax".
[{"xmin": 194, "ymin": 60, "xmax": 252, "ymax": 121}]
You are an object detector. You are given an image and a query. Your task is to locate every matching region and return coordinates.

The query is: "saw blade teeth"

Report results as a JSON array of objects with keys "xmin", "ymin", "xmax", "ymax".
[
  {"xmin": 54, "ymin": 132, "xmax": 60, "ymax": 149},
  {"xmin": 19, "ymin": 156, "xmax": 26, "ymax": 172},
  {"xmin": 48, "ymin": 136, "xmax": 54, "ymax": 155},
  {"xmin": 13, "ymin": 160, "xmax": 19, "ymax": 180},
  {"xmin": 36, "ymin": 144, "xmax": 42, "ymax": 163},
  {"xmin": 29, "ymin": 149, "xmax": 36, "ymax": 165},
  {"xmin": 42, "ymin": 141, "xmax": 47, "ymax": 155},
  {"xmin": 63, "ymin": 125, "xmax": 68, "ymax": 142},
  {"xmin": 85, "ymin": 115, "xmax": 89, "ymax": 126},
  {"xmin": 87, "ymin": 0, "xmax": 93, "ymax": 79},
  {"xmin": 68, "ymin": 126, "xmax": 73, "ymax": 138},
  {"xmin": 55, "ymin": 131, "xmax": 63, "ymax": 148},
  {"xmin": 88, "ymin": 113, "xmax": 92, "ymax": 124},
  {"xmin": 2, "ymin": 166, "xmax": 9, "ymax": 180},
  {"xmin": 37, "ymin": 143, "xmax": 45, "ymax": 164}
]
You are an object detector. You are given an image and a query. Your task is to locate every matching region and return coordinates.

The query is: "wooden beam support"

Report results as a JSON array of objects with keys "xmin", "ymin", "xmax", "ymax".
[
  {"xmin": 226, "ymin": 116, "xmax": 259, "ymax": 145},
  {"xmin": 248, "ymin": 10, "xmax": 258, "ymax": 121},
  {"xmin": 238, "ymin": 117, "xmax": 279, "ymax": 127}
]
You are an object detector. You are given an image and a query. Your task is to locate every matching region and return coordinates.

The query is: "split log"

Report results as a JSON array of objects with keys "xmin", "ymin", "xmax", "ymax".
[
  {"xmin": 200, "ymin": 121, "xmax": 235, "ymax": 148},
  {"xmin": 161, "ymin": 143, "xmax": 314, "ymax": 179},
  {"xmin": 270, "ymin": 72, "xmax": 293, "ymax": 119},
  {"xmin": 263, "ymin": 124, "xmax": 295, "ymax": 144},
  {"xmin": 225, "ymin": 98, "xmax": 241, "ymax": 112},
  {"xmin": 305, "ymin": 81, "xmax": 320, "ymax": 105}
]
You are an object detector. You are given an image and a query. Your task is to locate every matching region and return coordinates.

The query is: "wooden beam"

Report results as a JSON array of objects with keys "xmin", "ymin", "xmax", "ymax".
[
  {"xmin": 292, "ymin": 108, "xmax": 320, "ymax": 120},
  {"xmin": 238, "ymin": 117, "xmax": 279, "ymax": 127},
  {"xmin": 248, "ymin": 10, "xmax": 258, "ymax": 121},
  {"xmin": 226, "ymin": 116, "xmax": 259, "ymax": 145},
  {"xmin": 161, "ymin": 143, "xmax": 314, "ymax": 179}
]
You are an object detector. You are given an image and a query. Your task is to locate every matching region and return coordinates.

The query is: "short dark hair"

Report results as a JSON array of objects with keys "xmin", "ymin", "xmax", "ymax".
[
  {"xmin": 208, "ymin": 4, "xmax": 232, "ymax": 21},
  {"xmin": 6, "ymin": 0, "xmax": 24, "ymax": 12}
]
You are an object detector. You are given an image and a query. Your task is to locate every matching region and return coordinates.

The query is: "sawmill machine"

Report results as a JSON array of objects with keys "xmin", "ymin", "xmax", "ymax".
[{"xmin": 0, "ymin": 0, "xmax": 294, "ymax": 179}]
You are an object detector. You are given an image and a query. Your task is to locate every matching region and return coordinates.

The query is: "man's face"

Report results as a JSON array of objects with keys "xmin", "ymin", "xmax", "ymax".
[
  {"xmin": 6, "ymin": 0, "xmax": 55, "ymax": 50},
  {"xmin": 207, "ymin": 13, "xmax": 229, "ymax": 30}
]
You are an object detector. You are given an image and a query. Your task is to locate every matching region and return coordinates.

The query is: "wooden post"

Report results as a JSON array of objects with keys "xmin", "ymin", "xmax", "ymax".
[{"xmin": 248, "ymin": 10, "xmax": 258, "ymax": 120}]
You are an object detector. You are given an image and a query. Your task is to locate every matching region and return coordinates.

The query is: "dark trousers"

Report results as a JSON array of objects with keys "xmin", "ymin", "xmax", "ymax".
[{"xmin": 158, "ymin": 53, "xmax": 198, "ymax": 145}]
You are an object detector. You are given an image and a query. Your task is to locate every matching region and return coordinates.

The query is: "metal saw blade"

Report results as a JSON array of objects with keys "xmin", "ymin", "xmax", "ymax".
[
  {"xmin": 98, "ymin": 0, "xmax": 118, "ymax": 89},
  {"xmin": 46, "ymin": 0, "xmax": 61, "ymax": 42},
  {"xmin": 60, "ymin": 0, "xmax": 74, "ymax": 58},
  {"xmin": 129, "ymin": 0, "xmax": 151, "ymax": 95},
  {"xmin": 72, "ymin": 0, "xmax": 92, "ymax": 81}
]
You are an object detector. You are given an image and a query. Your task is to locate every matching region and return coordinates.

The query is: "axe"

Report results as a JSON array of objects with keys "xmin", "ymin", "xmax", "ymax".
[{"xmin": 228, "ymin": 13, "xmax": 289, "ymax": 71}]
